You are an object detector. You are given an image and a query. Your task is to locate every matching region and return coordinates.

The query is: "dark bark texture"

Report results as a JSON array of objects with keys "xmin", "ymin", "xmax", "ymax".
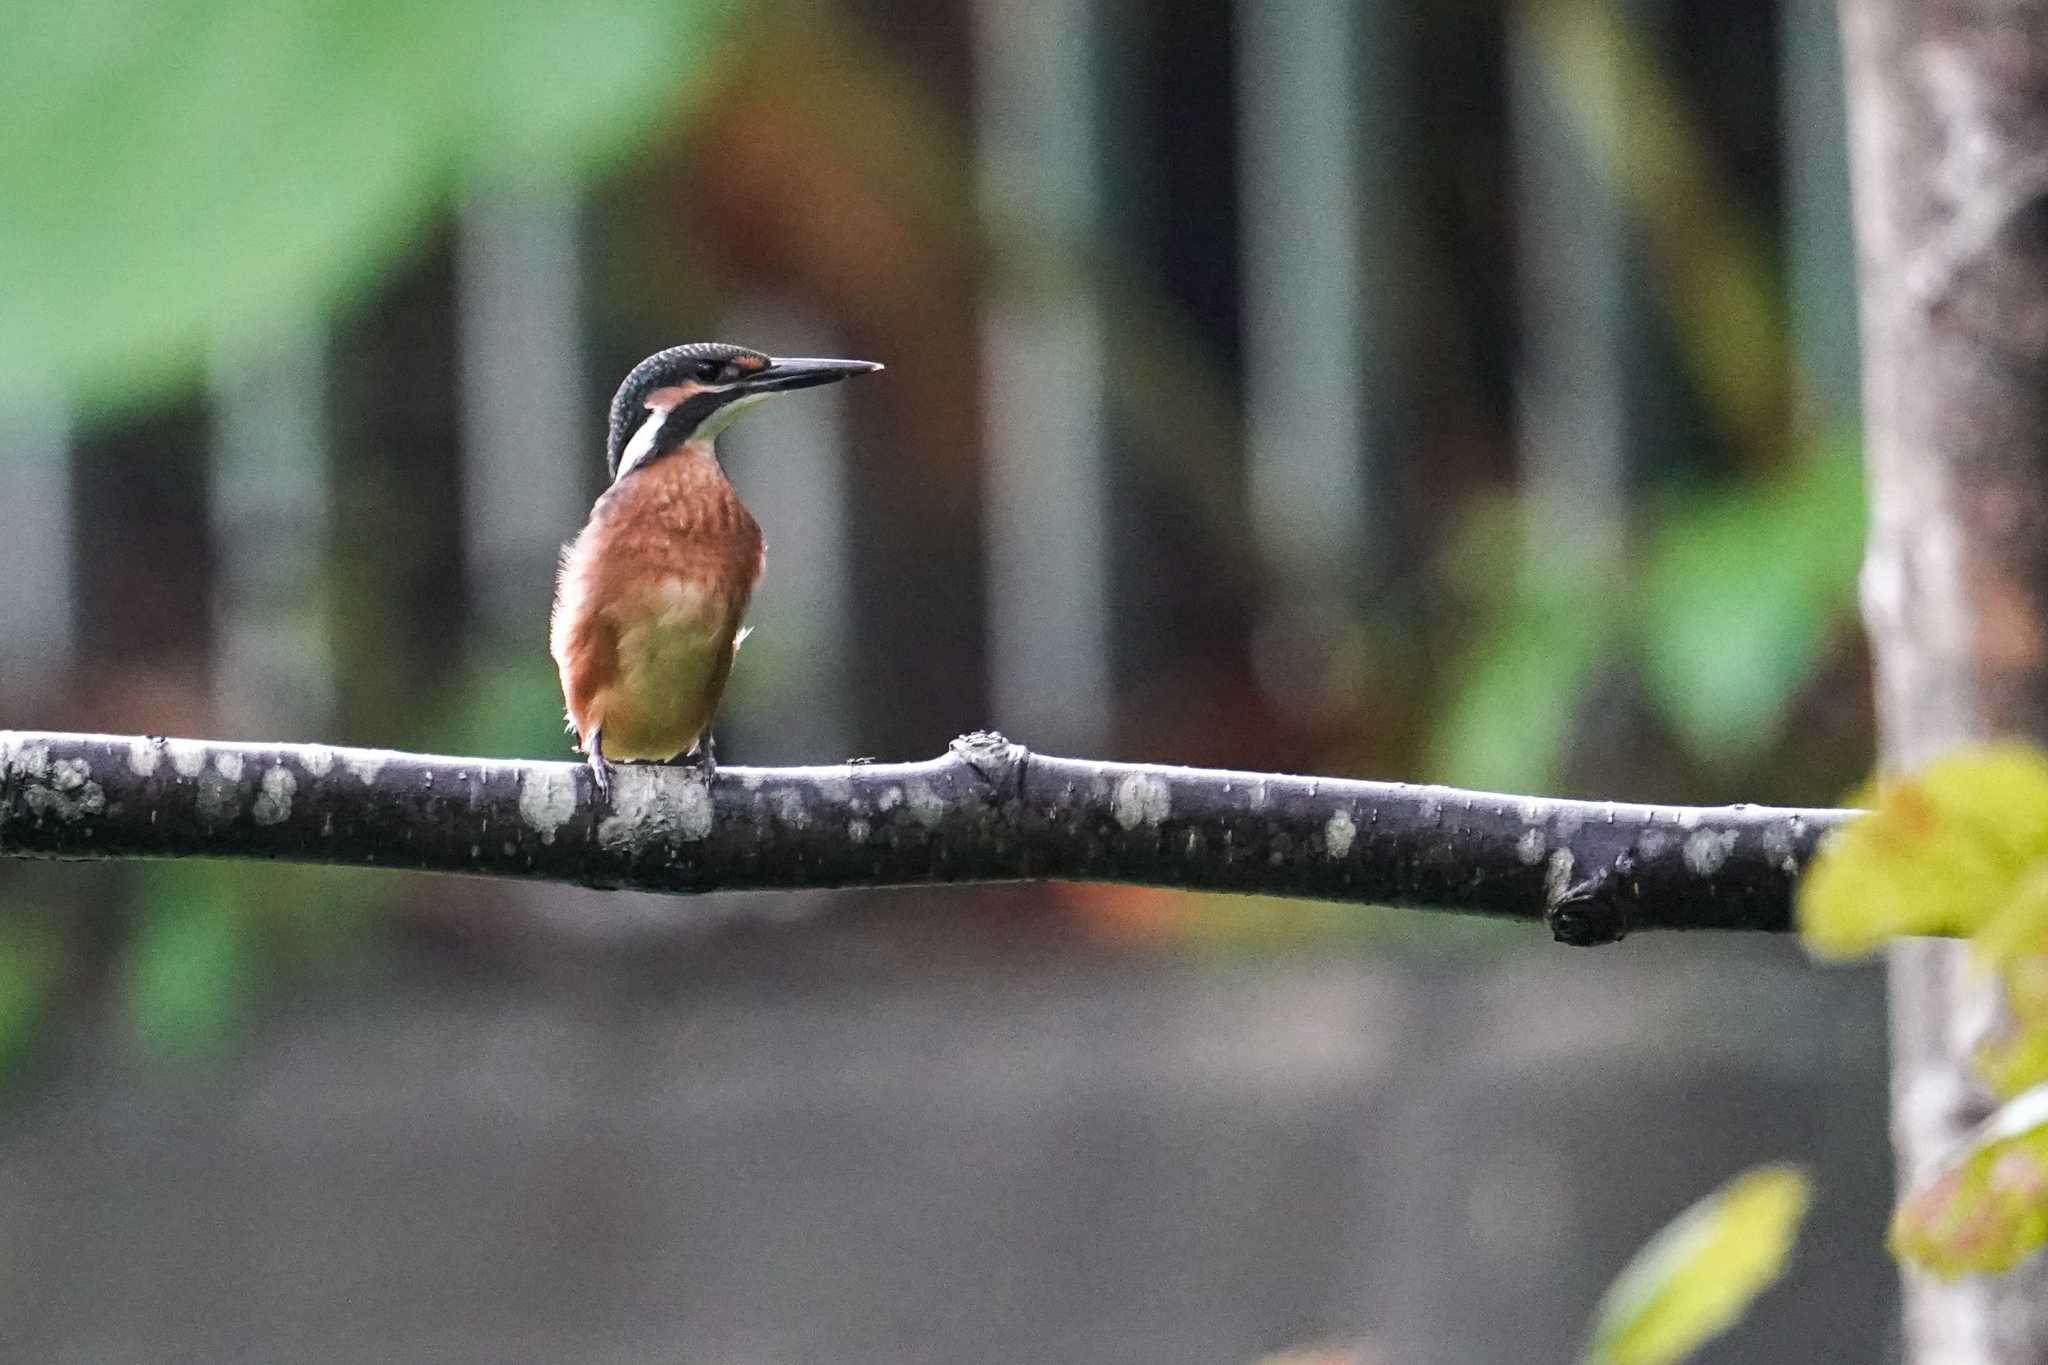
[
  {"xmin": 1843, "ymin": 1, "xmax": 2048, "ymax": 1357},
  {"xmin": 0, "ymin": 730, "xmax": 1845, "ymax": 942}
]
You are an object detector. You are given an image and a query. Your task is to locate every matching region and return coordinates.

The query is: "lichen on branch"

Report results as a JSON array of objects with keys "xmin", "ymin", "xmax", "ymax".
[{"xmin": 0, "ymin": 729, "xmax": 1850, "ymax": 944}]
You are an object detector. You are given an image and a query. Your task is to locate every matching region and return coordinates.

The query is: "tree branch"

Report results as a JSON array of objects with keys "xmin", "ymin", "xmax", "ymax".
[{"xmin": 0, "ymin": 729, "xmax": 1850, "ymax": 945}]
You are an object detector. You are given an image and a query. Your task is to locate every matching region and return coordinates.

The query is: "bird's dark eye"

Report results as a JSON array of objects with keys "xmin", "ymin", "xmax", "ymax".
[{"xmin": 693, "ymin": 360, "xmax": 722, "ymax": 383}]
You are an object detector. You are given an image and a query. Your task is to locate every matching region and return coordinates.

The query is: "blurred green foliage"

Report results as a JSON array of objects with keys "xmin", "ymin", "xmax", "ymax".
[
  {"xmin": 125, "ymin": 863, "xmax": 254, "ymax": 1054},
  {"xmin": 124, "ymin": 860, "xmax": 389, "ymax": 1058},
  {"xmin": 1430, "ymin": 500, "xmax": 1622, "ymax": 795},
  {"xmin": 0, "ymin": 0, "xmax": 1873, "ymax": 1052},
  {"xmin": 1431, "ymin": 0, "xmax": 1863, "ymax": 797},
  {"xmin": 0, "ymin": 0, "xmax": 735, "ymax": 412},
  {"xmin": 1527, "ymin": 0, "xmax": 1791, "ymax": 458},
  {"xmin": 1, "ymin": 0, "xmax": 746, "ymax": 1066},
  {"xmin": 0, "ymin": 917, "xmax": 66, "ymax": 1077},
  {"xmin": 1430, "ymin": 437, "xmax": 1863, "ymax": 794}
]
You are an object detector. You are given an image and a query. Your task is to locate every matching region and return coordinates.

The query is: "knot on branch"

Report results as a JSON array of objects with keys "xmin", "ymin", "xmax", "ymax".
[
  {"xmin": 1546, "ymin": 858, "xmax": 1633, "ymax": 947},
  {"xmin": 948, "ymin": 730, "xmax": 1027, "ymax": 798}
]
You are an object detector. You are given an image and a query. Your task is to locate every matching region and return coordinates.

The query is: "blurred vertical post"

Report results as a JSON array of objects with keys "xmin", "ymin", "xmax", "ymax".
[
  {"xmin": 210, "ymin": 327, "xmax": 333, "ymax": 734},
  {"xmin": 1235, "ymin": 0, "xmax": 1376, "ymax": 595},
  {"xmin": 1779, "ymin": 0, "xmax": 1860, "ymax": 428},
  {"xmin": 456, "ymin": 181, "xmax": 586, "ymax": 648},
  {"xmin": 972, "ymin": 0, "xmax": 1113, "ymax": 754},
  {"xmin": 455, "ymin": 180, "xmax": 613, "ymax": 931},
  {"xmin": 0, "ymin": 391, "xmax": 72, "ymax": 711},
  {"xmin": 719, "ymin": 303, "xmax": 855, "ymax": 761},
  {"xmin": 1509, "ymin": 0, "xmax": 1630, "ymax": 573}
]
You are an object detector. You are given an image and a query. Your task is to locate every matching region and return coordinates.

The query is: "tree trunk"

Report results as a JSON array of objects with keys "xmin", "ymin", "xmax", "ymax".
[{"xmin": 1842, "ymin": 3, "xmax": 2048, "ymax": 1357}]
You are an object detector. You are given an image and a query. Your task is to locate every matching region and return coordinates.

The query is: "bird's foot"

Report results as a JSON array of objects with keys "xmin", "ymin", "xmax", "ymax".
[
  {"xmin": 586, "ymin": 728, "xmax": 613, "ymax": 803},
  {"xmin": 670, "ymin": 731, "xmax": 718, "ymax": 781}
]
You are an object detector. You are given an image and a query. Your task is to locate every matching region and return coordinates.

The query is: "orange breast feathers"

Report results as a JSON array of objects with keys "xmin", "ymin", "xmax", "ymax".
[{"xmin": 550, "ymin": 443, "xmax": 766, "ymax": 763}]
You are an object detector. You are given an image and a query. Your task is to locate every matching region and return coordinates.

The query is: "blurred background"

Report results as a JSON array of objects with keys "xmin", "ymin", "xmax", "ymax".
[{"xmin": 0, "ymin": 0, "xmax": 1893, "ymax": 1360}]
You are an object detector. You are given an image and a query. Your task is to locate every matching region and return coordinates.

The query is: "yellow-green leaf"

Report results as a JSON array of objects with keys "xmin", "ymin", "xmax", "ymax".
[
  {"xmin": 2008, "ymin": 953, "xmax": 2048, "ymax": 1024},
  {"xmin": 1973, "ymin": 863, "xmax": 2048, "ymax": 989},
  {"xmin": 1974, "ymin": 1023, "xmax": 2048, "ymax": 1103},
  {"xmin": 1964, "ymin": 864, "xmax": 2048, "ymax": 1097},
  {"xmin": 1893, "ymin": 1083, "xmax": 2048, "ymax": 1278},
  {"xmin": 1582, "ymin": 1164, "xmax": 1811, "ymax": 1365},
  {"xmin": 1917, "ymin": 748, "xmax": 2048, "ymax": 870},
  {"xmin": 1798, "ymin": 745, "xmax": 2048, "ymax": 958}
]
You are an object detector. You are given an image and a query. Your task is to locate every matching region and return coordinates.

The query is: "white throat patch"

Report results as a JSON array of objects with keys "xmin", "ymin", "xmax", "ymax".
[{"xmin": 615, "ymin": 407, "xmax": 672, "ymax": 479}]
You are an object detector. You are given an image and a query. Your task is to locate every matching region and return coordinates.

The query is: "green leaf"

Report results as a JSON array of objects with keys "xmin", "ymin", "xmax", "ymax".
[
  {"xmin": 1583, "ymin": 1164, "xmax": 1812, "ymax": 1365},
  {"xmin": 0, "ymin": 0, "xmax": 734, "ymax": 411},
  {"xmin": 1640, "ymin": 436, "xmax": 1864, "ymax": 769},
  {"xmin": 1798, "ymin": 745, "xmax": 2048, "ymax": 958},
  {"xmin": 1893, "ymin": 1083, "xmax": 2048, "ymax": 1278}
]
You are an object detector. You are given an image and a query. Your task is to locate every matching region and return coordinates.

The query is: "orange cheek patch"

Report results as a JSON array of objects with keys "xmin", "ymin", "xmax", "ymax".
[{"xmin": 644, "ymin": 383, "xmax": 697, "ymax": 409}]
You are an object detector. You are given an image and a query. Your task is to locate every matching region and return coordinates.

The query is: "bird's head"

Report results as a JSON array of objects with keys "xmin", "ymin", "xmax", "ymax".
[{"xmin": 606, "ymin": 341, "xmax": 884, "ymax": 480}]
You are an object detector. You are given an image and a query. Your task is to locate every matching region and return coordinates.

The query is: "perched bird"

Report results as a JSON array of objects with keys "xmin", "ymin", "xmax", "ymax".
[{"xmin": 551, "ymin": 342, "xmax": 883, "ymax": 797}]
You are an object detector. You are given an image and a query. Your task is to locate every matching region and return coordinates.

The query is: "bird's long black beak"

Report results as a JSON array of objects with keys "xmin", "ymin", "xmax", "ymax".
[{"xmin": 744, "ymin": 356, "xmax": 885, "ymax": 394}]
